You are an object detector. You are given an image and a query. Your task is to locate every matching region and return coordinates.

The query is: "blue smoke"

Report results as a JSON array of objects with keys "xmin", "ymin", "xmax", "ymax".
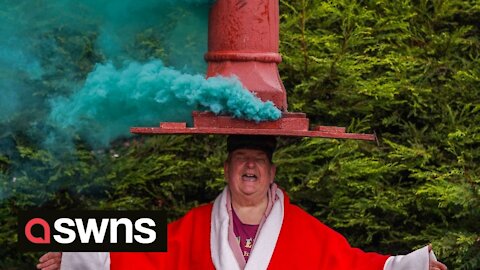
[{"xmin": 49, "ymin": 60, "xmax": 281, "ymax": 147}]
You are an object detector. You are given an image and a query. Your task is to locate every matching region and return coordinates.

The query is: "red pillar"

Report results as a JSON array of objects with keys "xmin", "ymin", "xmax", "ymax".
[{"xmin": 205, "ymin": 0, "xmax": 288, "ymax": 111}]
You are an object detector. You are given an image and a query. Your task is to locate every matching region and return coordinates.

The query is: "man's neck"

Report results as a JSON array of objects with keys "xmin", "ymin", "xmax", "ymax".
[{"xmin": 231, "ymin": 194, "xmax": 268, "ymax": 225}]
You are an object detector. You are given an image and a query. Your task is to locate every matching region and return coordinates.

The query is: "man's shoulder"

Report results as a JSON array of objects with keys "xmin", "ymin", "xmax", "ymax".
[
  {"xmin": 166, "ymin": 203, "xmax": 213, "ymax": 243},
  {"xmin": 282, "ymin": 193, "xmax": 323, "ymax": 225},
  {"xmin": 284, "ymin": 199, "xmax": 345, "ymax": 239},
  {"xmin": 185, "ymin": 202, "xmax": 213, "ymax": 212},
  {"xmin": 186, "ymin": 202, "xmax": 214, "ymax": 217},
  {"xmin": 285, "ymin": 202, "xmax": 324, "ymax": 225},
  {"xmin": 169, "ymin": 202, "xmax": 213, "ymax": 228}
]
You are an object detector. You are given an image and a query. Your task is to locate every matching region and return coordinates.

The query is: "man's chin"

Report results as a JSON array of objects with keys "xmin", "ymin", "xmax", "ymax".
[{"xmin": 238, "ymin": 188, "xmax": 263, "ymax": 198}]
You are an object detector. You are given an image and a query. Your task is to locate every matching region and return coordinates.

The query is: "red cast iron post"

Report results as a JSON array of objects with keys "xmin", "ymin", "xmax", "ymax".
[{"xmin": 205, "ymin": 0, "xmax": 287, "ymax": 111}]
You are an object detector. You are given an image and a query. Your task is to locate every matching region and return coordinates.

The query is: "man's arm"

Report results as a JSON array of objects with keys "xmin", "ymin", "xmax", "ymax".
[{"xmin": 35, "ymin": 246, "xmax": 447, "ymax": 270}]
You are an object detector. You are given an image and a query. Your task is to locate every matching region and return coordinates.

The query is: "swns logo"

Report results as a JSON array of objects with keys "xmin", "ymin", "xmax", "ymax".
[{"xmin": 18, "ymin": 210, "xmax": 167, "ymax": 252}]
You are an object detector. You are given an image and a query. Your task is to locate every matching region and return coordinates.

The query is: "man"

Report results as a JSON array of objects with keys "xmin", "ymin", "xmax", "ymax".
[{"xmin": 38, "ymin": 135, "xmax": 447, "ymax": 270}]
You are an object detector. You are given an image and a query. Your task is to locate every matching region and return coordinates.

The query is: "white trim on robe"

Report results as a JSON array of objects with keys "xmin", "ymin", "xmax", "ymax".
[
  {"xmin": 384, "ymin": 245, "xmax": 437, "ymax": 270},
  {"xmin": 60, "ymin": 252, "xmax": 109, "ymax": 270},
  {"xmin": 210, "ymin": 186, "xmax": 284, "ymax": 270}
]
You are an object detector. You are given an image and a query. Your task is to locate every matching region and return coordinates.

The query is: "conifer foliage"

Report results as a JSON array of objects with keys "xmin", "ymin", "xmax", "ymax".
[
  {"xmin": 0, "ymin": 0, "xmax": 479, "ymax": 268},
  {"xmin": 277, "ymin": 0, "xmax": 479, "ymax": 268}
]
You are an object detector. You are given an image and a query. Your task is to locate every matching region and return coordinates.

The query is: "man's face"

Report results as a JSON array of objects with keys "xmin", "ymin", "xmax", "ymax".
[{"xmin": 224, "ymin": 148, "xmax": 276, "ymax": 201}]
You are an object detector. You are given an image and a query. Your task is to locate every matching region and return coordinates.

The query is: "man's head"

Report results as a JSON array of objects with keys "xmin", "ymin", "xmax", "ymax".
[{"xmin": 224, "ymin": 135, "xmax": 277, "ymax": 203}]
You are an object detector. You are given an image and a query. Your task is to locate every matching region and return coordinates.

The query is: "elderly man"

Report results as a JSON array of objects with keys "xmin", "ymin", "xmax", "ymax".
[{"xmin": 38, "ymin": 135, "xmax": 447, "ymax": 270}]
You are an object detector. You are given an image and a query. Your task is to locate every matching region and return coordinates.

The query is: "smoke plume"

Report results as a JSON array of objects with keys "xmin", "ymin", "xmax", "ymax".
[{"xmin": 49, "ymin": 60, "xmax": 281, "ymax": 147}]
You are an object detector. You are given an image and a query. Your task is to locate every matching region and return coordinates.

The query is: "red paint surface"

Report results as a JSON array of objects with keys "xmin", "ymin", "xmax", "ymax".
[
  {"xmin": 205, "ymin": 0, "xmax": 287, "ymax": 110},
  {"xmin": 131, "ymin": 112, "xmax": 376, "ymax": 141}
]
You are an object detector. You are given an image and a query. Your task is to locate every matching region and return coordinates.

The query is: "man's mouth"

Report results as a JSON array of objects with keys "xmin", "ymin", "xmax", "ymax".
[{"xmin": 242, "ymin": 174, "xmax": 257, "ymax": 181}]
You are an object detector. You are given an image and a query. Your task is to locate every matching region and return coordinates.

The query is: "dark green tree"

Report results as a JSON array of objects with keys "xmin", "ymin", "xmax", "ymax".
[{"xmin": 1, "ymin": 0, "xmax": 479, "ymax": 269}]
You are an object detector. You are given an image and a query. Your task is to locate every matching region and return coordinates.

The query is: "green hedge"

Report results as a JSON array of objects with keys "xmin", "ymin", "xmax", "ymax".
[{"xmin": 1, "ymin": 0, "xmax": 479, "ymax": 268}]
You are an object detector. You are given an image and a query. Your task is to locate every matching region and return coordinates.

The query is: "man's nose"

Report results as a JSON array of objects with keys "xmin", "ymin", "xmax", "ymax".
[{"xmin": 245, "ymin": 159, "xmax": 256, "ymax": 168}]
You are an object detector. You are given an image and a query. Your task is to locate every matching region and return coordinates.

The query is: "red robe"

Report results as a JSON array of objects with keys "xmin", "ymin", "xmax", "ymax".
[{"xmin": 110, "ymin": 194, "xmax": 389, "ymax": 269}]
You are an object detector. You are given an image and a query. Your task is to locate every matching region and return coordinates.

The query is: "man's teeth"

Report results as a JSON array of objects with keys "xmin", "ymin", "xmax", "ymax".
[{"xmin": 242, "ymin": 174, "xmax": 257, "ymax": 180}]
